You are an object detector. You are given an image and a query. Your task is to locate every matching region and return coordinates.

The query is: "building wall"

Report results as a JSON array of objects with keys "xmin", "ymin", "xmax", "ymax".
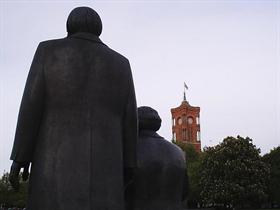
[{"xmin": 171, "ymin": 101, "xmax": 201, "ymax": 152}]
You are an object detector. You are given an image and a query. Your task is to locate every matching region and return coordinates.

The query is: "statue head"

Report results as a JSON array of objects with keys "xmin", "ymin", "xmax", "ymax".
[
  {"xmin": 67, "ymin": 7, "xmax": 102, "ymax": 36},
  {"xmin": 138, "ymin": 106, "xmax": 162, "ymax": 132}
]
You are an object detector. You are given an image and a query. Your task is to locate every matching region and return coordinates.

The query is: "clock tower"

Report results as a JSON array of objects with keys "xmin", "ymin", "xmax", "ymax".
[{"xmin": 171, "ymin": 87, "xmax": 201, "ymax": 152}]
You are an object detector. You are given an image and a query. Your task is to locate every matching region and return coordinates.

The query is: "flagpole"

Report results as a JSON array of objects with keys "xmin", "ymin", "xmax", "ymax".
[{"xmin": 183, "ymin": 82, "xmax": 186, "ymax": 101}]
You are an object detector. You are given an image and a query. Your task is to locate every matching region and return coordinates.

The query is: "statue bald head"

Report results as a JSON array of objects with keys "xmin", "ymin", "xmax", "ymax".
[{"xmin": 67, "ymin": 7, "xmax": 102, "ymax": 36}]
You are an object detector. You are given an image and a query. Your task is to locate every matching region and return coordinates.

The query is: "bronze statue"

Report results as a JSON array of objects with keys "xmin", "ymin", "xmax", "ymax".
[
  {"xmin": 128, "ymin": 106, "xmax": 188, "ymax": 210},
  {"xmin": 9, "ymin": 7, "xmax": 138, "ymax": 210}
]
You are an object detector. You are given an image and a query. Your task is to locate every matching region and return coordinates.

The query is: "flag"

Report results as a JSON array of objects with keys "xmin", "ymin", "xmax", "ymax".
[{"xmin": 184, "ymin": 82, "xmax": 188, "ymax": 90}]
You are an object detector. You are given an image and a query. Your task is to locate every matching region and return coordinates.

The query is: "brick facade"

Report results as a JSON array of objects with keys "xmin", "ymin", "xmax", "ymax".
[{"xmin": 171, "ymin": 100, "xmax": 201, "ymax": 152}]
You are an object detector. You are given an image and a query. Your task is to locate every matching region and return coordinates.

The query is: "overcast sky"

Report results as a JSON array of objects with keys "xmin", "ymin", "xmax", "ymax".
[{"xmin": 0, "ymin": 0, "xmax": 279, "ymax": 173}]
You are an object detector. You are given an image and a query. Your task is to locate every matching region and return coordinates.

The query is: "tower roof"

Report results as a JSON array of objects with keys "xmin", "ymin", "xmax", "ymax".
[{"xmin": 171, "ymin": 100, "xmax": 200, "ymax": 113}]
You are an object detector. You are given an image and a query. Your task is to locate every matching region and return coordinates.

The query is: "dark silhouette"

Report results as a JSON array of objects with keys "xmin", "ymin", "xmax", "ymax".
[
  {"xmin": 9, "ymin": 7, "xmax": 137, "ymax": 210},
  {"xmin": 129, "ymin": 106, "xmax": 188, "ymax": 210}
]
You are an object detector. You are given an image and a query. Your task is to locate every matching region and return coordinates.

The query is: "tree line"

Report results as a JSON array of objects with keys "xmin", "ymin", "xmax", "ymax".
[{"xmin": 174, "ymin": 136, "xmax": 280, "ymax": 209}]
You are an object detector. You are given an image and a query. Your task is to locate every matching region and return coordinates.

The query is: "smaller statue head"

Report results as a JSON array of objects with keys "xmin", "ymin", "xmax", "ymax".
[
  {"xmin": 67, "ymin": 7, "xmax": 102, "ymax": 36},
  {"xmin": 138, "ymin": 106, "xmax": 162, "ymax": 132}
]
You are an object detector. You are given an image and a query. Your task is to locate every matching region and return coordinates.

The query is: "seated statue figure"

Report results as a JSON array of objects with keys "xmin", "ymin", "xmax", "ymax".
[{"xmin": 129, "ymin": 106, "xmax": 188, "ymax": 210}]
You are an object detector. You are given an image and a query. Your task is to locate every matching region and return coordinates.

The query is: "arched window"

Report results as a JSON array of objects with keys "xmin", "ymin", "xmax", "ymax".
[
  {"xmin": 187, "ymin": 116, "xmax": 194, "ymax": 125},
  {"xmin": 196, "ymin": 116, "xmax": 200, "ymax": 125},
  {"xmin": 173, "ymin": 132, "xmax": 176, "ymax": 141},
  {"xmin": 182, "ymin": 128, "xmax": 187, "ymax": 141},
  {"xmin": 177, "ymin": 117, "xmax": 182, "ymax": 125},
  {"xmin": 197, "ymin": 131, "xmax": 201, "ymax": 141},
  {"xmin": 172, "ymin": 118, "xmax": 175, "ymax": 126}
]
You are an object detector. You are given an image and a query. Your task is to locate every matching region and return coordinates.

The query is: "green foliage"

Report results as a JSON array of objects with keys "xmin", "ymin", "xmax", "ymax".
[
  {"xmin": 199, "ymin": 136, "xmax": 269, "ymax": 208},
  {"xmin": 0, "ymin": 172, "xmax": 28, "ymax": 208},
  {"xmin": 263, "ymin": 146, "xmax": 280, "ymax": 205},
  {"xmin": 173, "ymin": 141, "xmax": 199, "ymax": 163},
  {"xmin": 173, "ymin": 141, "xmax": 202, "ymax": 207}
]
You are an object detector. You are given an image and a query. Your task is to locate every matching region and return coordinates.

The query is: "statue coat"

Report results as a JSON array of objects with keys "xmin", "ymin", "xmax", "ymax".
[
  {"xmin": 131, "ymin": 130, "xmax": 188, "ymax": 210},
  {"xmin": 10, "ymin": 32, "xmax": 138, "ymax": 210}
]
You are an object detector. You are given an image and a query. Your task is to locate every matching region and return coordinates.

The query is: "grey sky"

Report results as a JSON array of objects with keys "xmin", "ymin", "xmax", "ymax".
[{"xmin": 0, "ymin": 0, "xmax": 279, "ymax": 173}]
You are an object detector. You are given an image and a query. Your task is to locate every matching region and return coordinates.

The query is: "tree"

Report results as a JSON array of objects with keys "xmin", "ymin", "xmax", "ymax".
[
  {"xmin": 172, "ymin": 141, "xmax": 202, "ymax": 208},
  {"xmin": 173, "ymin": 141, "xmax": 200, "ymax": 163},
  {"xmin": 263, "ymin": 146, "xmax": 280, "ymax": 207},
  {"xmin": 0, "ymin": 171, "xmax": 28, "ymax": 208},
  {"xmin": 0, "ymin": 172, "xmax": 10, "ymax": 208},
  {"xmin": 199, "ymin": 136, "xmax": 269, "ymax": 209}
]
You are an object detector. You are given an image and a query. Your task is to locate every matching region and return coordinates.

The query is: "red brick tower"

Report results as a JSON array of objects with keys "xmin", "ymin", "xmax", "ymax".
[{"xmin": 171, "ymin": 86, "xmax": 201, "ymax": 152}]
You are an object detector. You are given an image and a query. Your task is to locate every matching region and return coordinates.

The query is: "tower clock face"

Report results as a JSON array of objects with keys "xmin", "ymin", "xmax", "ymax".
[
  {"xmin": 187, "ymin": 117, "xmax": 193, "ymax": 124},
  {"xmin": 178, "ymin": 118, "xmax": 182, "ymax": 125}
]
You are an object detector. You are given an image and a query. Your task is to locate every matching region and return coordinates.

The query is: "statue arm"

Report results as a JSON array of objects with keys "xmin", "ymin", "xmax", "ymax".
[
  {"xmin": 10, "ymin": 42, "xmax": 45, "ymax": 163},
  {"xmin": 122, "ymin": 60, "xmax": 138, "ymax": 170}
]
